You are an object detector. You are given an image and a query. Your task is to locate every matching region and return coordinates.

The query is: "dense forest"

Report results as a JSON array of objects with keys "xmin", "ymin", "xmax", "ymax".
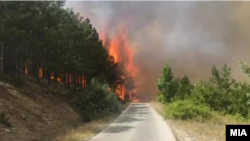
[{"xmin": 0, "ymin": 1, "xmax": 135, "ymax": 93}]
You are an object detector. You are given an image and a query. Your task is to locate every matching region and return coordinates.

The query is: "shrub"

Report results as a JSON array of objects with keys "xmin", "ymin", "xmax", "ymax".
[
  {"xmin": 191, "ymin": 80, "xmax": 236, "ymax": 114},
  {"xmin": 74, "ymin": 79, "xmax": 123, "ymax": 122},
  {"xmin": 229, "ymin": 82, "xmax": 250, "ymax": 118},
  {"xmin": 157, "ymin": 93, "xmax": 167, "ymax": 104},
  {"xmin": 0, "ymin": 111, "xmax": 11, "ymax": 127},
  {"xmin": 165, "ymin": 100, "xmax": 212, "ymax": 120},
  {"xmin": 157, "ymin": 61, "xmax": 250, "ymax": 120},
  {"xmin": 102, "ymin": 92, "xmax": 123, "ymax": 113},
  {"xmin": 190, "ymin": 65, "xmax": 237, "ymax": 114}
]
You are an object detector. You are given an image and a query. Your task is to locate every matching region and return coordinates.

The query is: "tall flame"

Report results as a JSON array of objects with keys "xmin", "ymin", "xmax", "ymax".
[
  {"xmin": 100, "ymin": 25, "xmax": 138, "ymax": 100},
  {"xmin": 101, "ymin": 26, "xmax": 138, "ymax": 77}
]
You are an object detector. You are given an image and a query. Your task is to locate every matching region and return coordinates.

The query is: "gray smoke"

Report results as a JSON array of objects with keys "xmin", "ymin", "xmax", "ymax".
[{"xmin": 65, "ymin": 1, "xmax": 250, "ymax": 100}]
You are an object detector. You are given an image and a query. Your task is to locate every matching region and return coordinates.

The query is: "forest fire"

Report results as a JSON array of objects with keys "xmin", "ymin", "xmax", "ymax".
[
  {"xmin": 100, "ymin": 25, "xmax": 138, "ymax": 101},
  {"xmin": 100, "ymin": 26, "xmax": 136, "ymax": 71}
]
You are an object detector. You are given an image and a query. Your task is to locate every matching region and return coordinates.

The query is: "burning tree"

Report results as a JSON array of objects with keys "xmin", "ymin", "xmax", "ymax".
[
  {"xmin": 120, "ymin": 63, "xmax": 136, "ymax": 101},
  {"xmin": 124, "ymin": 70, "xmax": 136, "ymax": 100},
  {"xmin": 99, "ymin": 21, "xmax": 138, "ymax": 100}
]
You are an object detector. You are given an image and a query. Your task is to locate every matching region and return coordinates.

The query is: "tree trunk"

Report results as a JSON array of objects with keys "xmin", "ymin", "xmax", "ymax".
[
  {"xmin": 31, "ymin": 60, "xmax": 38, "ymax": 78},
  {"xmin": 62, "ymin": 70, "xmax": 66, "ymax": 84},
  {"xmin": 0, "ymin": 42, "xmax": 4, "ymax": 71},
  {"xmin": 67, "ymin": 73, "xmax": 70, "ymax": 89},
  {"xmin": 75, "ymin": 74, "xmax": 79, "ymax": 88},
  {"xmin": 19, "ymin": 62, "xmax": 25, "ymax": 81},
  {"xmin": 54, "ymin": 71, "xmax": 58, "ymax": 82},
  {"xmin": 80, "ymin": 75, "xmax": 83, "ymax": 88},
  {"xmin": 84, "ymin": 78, "xmax": 86, "ymax": 88},
  {"xmin": 47, "ymin": 71, "xmax": 51, "ymax": 85}
]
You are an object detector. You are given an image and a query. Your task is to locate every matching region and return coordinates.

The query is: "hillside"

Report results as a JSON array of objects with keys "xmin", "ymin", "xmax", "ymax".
[{"xmin": 0, "ymin": 78, "xmax": 82, "ymax": 141}]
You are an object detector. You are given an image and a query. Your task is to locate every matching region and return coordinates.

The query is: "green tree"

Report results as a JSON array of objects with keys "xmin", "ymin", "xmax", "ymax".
[
  {"xmin": 239, "ymin": 60, "xmax": 250, "ymax": 78},
  {"xmin": 175, "ymin": 75, "xmax": 192, "ymax": 100},
  {"xmin": 156, "ymin": 62, "xmax": 178, "ymax": 103}
]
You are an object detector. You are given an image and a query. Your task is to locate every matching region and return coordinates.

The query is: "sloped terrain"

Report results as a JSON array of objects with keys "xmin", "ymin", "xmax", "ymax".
[{"xmin": 0, "ymin": 81, "xmax": 82, "ymax": 141}]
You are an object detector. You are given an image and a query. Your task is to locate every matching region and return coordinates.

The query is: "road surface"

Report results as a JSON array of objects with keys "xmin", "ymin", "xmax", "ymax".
[{"xmin": 88, "ymin": 103, "xmax": 176, "ymax": 141}]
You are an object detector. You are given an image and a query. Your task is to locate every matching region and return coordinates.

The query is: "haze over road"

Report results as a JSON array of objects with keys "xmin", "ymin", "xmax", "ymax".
[{"xmin": 88, "ymin": 103, "xmax": 176, "ymax": 141}]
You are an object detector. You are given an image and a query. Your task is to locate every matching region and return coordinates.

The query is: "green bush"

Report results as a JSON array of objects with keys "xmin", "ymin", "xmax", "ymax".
[
  {"xmin": 165, "ymin": 100, "xmax": 212, "ymax": 120},
  {"xmin": 74, "ymin": 79, "xmax": 123, "ymax": 122},
  {"xmin": 174, "ymin": 65, "xmax": 247, "ymax": 117},
  {"xmin": 0, "ymin": 111, "xmax": 11, "ymax": 127},
  {"xmin": 190, "ymin": 80, "xmax": 232, "ymax": 112},
  {"xmin": 229, "ymin": 82, "xmax": 250, "ymax": 118},
  {"xmin": 102, "ymin": 92, "xmax": 123, "ymax": 113},
  {"xmin": 157, "ymin": 93, "xmax": 167, "ymax": 104}
]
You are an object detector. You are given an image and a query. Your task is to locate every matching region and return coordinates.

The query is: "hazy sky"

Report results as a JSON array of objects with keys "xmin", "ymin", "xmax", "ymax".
[{"xmin": 65, "ymin": 1, "xmax": 250, "ymax": 99}]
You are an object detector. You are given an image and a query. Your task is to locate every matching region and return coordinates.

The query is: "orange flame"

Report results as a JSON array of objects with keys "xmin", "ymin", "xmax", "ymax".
[
  {"xmin": 100, "ymin": 25, "xmax": 138, "ymax": 100},
  {"xmin": 102, "ymin": 26, "xmax": 138, "ymax": 77}
]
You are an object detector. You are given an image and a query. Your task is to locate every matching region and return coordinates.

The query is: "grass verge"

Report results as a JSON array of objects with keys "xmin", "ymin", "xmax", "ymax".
[{"xmin": 150, "ymin": 101, "xmax": 250, "ymax": 141}]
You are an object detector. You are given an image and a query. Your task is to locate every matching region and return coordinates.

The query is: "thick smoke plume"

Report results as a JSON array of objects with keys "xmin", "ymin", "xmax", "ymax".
[{"xmin": 65, "ymin": 1, "xmax": 250, "ymax": 100}]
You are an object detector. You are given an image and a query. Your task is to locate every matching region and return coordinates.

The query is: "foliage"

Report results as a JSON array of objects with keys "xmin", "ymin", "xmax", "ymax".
[
  {"xmin": 0, "ymin": 1, "xmax": 129, "ymax": 92},
  {"xmin": 239, "ymin": 60, "xmax": 250, "ymax": 78},
  {"xmin": 74, "ymin": 79, "xmax": 123, "ymax": 122},
  {"xmin": 165, "ymin": 100, "xmax": 212, "ymax": 120},
  {"xmin": 0, "ymin": 2, "xmax": 135, "ymax": 119},
  {"xmin": 156, "ymin": 62, "xmax": 178, "ymax": 102},
  {"xmin": 230, "ymin": 82, "xmax": 250, "ymax": 118},
  {"xmin": 0, "ymin": 111, "xmax": 11, "ymax": 127},
  {"xmin": 157, "ymin": 61, "xmax": 250, "ymax": 120},
  {"xmin": 174, "ymin": 75, "xmax": 192, "ymax": 100},
  {"xmin": 190, "ymin": 65, "xmax": 235, "ymax": 113}
]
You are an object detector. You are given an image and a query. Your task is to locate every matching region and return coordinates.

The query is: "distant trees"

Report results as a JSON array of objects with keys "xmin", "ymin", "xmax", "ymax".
[{"xmin": 0, "ymin": 1, "xmax": 129, "ymax": 92}]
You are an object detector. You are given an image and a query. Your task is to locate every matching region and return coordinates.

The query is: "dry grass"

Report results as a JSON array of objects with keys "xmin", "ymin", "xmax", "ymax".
[
  {"xmin": 54, "ymin": 114, "xmax": 120, "ymax": 141},
  {"xmin": 54, "ymin": 104, "xmax": 129, "ymax": 141},
  {"xmin": 150, "ymin": 101, "xmax": 250, "ymax": 141}
]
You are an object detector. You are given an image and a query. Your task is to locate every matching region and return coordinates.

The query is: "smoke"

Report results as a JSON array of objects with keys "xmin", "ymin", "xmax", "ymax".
[{"xmin": 65, "ymin": 1, "xmax": 250, "ymax": 100}]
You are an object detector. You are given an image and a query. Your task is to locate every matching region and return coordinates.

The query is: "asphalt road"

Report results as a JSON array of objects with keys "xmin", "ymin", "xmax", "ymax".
[{"xmin": 88, "ymin": 103, "xmax": 176, "ymax": 141}]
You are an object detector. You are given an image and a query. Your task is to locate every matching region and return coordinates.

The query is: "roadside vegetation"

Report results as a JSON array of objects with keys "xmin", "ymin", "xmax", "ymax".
[
  {"xmin": 0, "ymin": 1, "xmax": 134, "ymax": 141},
  {"xmin": 73, "ymin": 79, "xmax": 125, "ymax": 122},
  {"xmin": 153, "ymin": 61, "xmax": 250, "ymax": 141}
]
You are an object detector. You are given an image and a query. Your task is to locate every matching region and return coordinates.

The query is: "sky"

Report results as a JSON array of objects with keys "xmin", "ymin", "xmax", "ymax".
[{"xmin": 65, "ymin": 1, "xmax": 250, "ymax": 100}]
